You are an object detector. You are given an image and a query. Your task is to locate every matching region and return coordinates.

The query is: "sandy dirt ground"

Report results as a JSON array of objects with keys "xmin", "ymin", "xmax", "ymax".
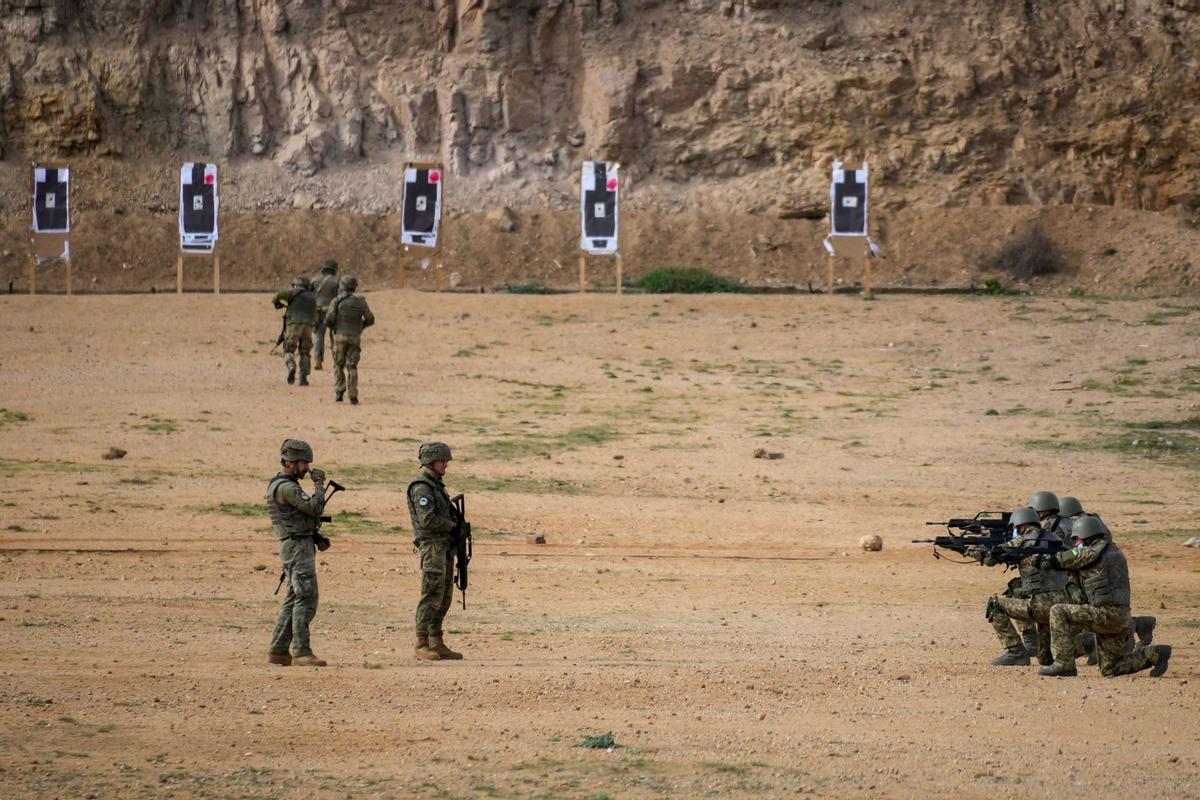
[{"xmin": 1, "ymin": 290, "xmax": 1198, "ymax": 799}]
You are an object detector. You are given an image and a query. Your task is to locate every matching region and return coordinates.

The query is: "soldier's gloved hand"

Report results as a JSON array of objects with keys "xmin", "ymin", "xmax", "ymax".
[
  {"xmin": 273, "ymin": 300, "xmax": 284, "ymax": 309},
  {"xmin": 309, "ymin": 467, "xmax": 326, "ymax": 483},
  {"xmin": 314, "ymin": 533, "xmax": 332, "ymax": 552},
  {"xmin": 982, "ymin": 547, "xmax": 1000, "ymax": 568},
  {"xmin": 1038, "ymin": 553, "xmax": 1057, "ymax": 572}
]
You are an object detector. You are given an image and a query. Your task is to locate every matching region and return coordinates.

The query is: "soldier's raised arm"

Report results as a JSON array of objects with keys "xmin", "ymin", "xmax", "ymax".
[
  {"xmin": 274, "ymin": 478, "xmax": 326, "ymax": 518},
  {"xmin": 272, "ymin": 288, "xmax": 294, "ymax": 309}
]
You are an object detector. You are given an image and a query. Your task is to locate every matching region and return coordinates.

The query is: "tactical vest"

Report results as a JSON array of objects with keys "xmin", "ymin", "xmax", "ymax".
[
  {"xmin": 286, "ymin": 289, "xmax": 318, "ymax": 324},
  {"xmin": 1041, "ymin": 514, "xmax": 1071, "ymax": 544},
  {"xmin": 406, "ymin": 473, "xmax": 454, "ymax": 542},
  {"xmin": 332, "ymin": 294, "xmax": 371, "ymax": 336},
  {"xmin": 266, "ymin": 475, "xmax": 317, "ymax": 540},
  {"xmin": 1078, "ymin": 540, "xmax": 1132, "ymax": 606},
  {"xmin": 1015, "ymin": 528, "xmax": 1069, "ymax": 594},
  {"xmin": 313, "ymin": 274, "xmax": 340, "ymax": 309}
]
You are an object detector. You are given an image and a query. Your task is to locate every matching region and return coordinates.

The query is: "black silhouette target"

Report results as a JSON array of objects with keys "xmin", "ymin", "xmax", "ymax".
[
  {"xmin": 33, "ymin": 167, "xmax": 70, "ymax": 233},
  {"xmin": 580, "ymin": 161, "xmax": 618, "ymax": 254},
  {"xmin": 402, "ymin": 165, "xmax": 443, "ymax": 247},
  {"xmin": 179, "ymin": 162, "xmax": 219, "ymax": 252},
  {"xmin": 830, "ymin": 166, "xmax": 868, "ymax": 236}
]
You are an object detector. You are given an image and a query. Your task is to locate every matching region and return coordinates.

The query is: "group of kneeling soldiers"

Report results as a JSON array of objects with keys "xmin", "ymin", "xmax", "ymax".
[
  {"xmin": 271, "ymin": 260, "xmax": 375, "ymax": 404},
  {"xmin": 264, "ymin": 438, "xmax": 464, "ymax": 666},
  {"xmin": 968, "ymin": 491, "xmax": 1172, "ymax": 677}
]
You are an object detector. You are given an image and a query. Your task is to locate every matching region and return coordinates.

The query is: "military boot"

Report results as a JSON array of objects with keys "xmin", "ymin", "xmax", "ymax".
[
  {"xmin": 1149, "ymin": 645, "xmax": 1172, "ymax": 677},
  {"xmin": 1039, "ymin": 661, "xmax": 1078, "ymax": 677},
  {"xmin": 1134, "ymin": 616, "xmax": 1156, "ymax": 647},
  {"xmin": 415, "ymin": 631, "xmax": 441, "ymax": 661},
  {"xmin": 429, "ymin": 632, "xmax": 463, "ymax": 660},
  {"xmin": 314, "ymin": 360, "xmax": 323, "ymax": 371},
  {"xmin": 1080, "ymin": 632, "xmax": 1098, "ymax": 666},
  {"xmin": 299, "ymin": 374, "xmax": 309, "ymax": 386},
  {"xmin": 1037, "ymin": 639, "xmax": 1054, "ymax": 667},
  {"xmin": 292, "ymin": 654, "xmax": 327, "ymax": 667},
  {"xmin": 350, "ymin": 397, "xmax": 359, "ymax": 406},
  {"xmin": 287, "ymin": 366, "xmax": 296, "ymax": 385},
  {"xmin": 267, "ymin": 651, "xmax": 291, "ymax": 666},
  {"xmin": 1021, "ymin": 628, "xmax": 1039, "ymax": 658},
  {"xmin": 335, "ymin": 391, "xmax": 344, "ymax": 402},
  {"xmin": 991, "ymin": 645, "xmax": 1031, "ymax": 667}
]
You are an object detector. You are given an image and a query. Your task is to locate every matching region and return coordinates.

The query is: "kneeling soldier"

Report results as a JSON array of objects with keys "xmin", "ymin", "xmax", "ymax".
[
  {"xmin": 1039, "ymin": 516, "xmax": 1171, "ymax": 677},
  {"xmin": 407, "ymin": 442, "xmax": 464, "ymax": 661},
  {"xmin": 266, "ymin": 439, "xmax": 328, "ymax": 667}
]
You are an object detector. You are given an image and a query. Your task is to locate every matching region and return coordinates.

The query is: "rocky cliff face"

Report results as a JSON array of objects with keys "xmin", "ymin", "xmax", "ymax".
[{"xmin": 2, "ymin": 0, "xmax": 1198, "ymax": 217}]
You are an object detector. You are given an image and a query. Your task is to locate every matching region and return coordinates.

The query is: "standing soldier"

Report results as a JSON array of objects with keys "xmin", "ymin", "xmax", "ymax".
[
  {"xmin": 406, "ymin": 441, "xmax": 464, "ymax": 661},
  {"xmin": 272, "ymin": 276, "xmax": 318, "ymax": 385},
  {"xmin": 266, "ymin": 439, "xmax": 329, "ymax": 667},
  {"xmin": 325, "ymin": 275, "xmax": 375, "ymax": 405},
  {"xmin": 311, "ymin": 260, "xmax": 340, "ymax": 371},
  {"xmin": 1038, "ymin": 516, "xmax": 1171, "ymax": 677}
]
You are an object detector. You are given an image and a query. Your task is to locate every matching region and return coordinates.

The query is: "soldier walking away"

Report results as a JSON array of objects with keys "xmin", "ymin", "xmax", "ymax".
[
  {"xmin": 1038, "ymin": 516, "xmax": 1172, "ymax": 678},
  {"xmin": 266, "ymin": 439, "xmax": 329, "ymax": 667},
  {"xmin": 311, "ymin": 260, "xmax": 340, "ymax": 370},
  {"xmin": 325, "ymin": 275, "xmax": 375, "ymax": 405},
  {"xmin": 407, "ymin": 442, "xmax": 464, "ymax": 661},
  {"xmin": 967, "ymin": 507, "xmax": 1068, "ymax": 667},
  {"xmin": 272, "ymin": 276, "xmax": 318, "ymax": 386}
]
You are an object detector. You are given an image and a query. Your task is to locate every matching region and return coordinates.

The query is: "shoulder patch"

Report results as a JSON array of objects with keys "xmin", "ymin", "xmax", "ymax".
[{"xmin": 418, "ymin": 496, "xmax": 430, "ymax": 507}]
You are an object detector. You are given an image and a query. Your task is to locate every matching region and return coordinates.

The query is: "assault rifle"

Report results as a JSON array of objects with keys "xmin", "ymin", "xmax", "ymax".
[
  {"xmin": 275, "ymin": 479, "xmax": 345, "ymax": 595},
  {"xmin": 450, "ymin": 493, "xmax": 472, "ymax": 609},
  {"xmin": 925, "ymin": 511, "xmax": 1012, "ymax": 535},
  {"xmin": 911, "ymin": 532, "xmax": 1065, "ymax": 566},
  {"xmin": 269, "ymin": 312, "xmax": 287, "ymax": 354}
]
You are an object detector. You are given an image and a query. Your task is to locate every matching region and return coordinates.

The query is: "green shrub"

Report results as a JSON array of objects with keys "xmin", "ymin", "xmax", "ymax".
[
  {"xmin": 504, "ymin": 282, "xmax": 560, "ymax": 295},
  {"xmin": 636, "ymin": 267, "xmax": 746, "ymax": 294},
  {"xmin": 980, "ymin": 225, "xmax": 1067, "ymax": 279}
]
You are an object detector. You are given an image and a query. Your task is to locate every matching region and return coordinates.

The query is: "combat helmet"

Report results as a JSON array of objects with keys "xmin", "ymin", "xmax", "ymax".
[
  {"xmin": 418, "ymin": 441, "xmax": 453, "ymax": 465},
  {"xmin": 1072, "ymin": 515, "xmax": 1107, "ymax": 541},
  {"xmin": 321, "ymin": 259, "xmax": 338, "ymax": 274},
  {"xmin": 293, "ymin": 275, "xmax": 313, "ymax": 291},
  {"xmin": 1029, "ymin": 490, "xmax": 1059, "ymax": 513},
  {"xmin": 1010, "ymin": 506, "xmax": 1040, "ymax": 528},
  {"xmin": 339, "ymin": 275, "xmax": 359, "ymax": 293},
  {"xmin": 280, "ymin": 438, "xmax": 314, "ymax": 463},
  {"xmin": 1059, "ymin": 496, "xmax": 1084, "ymax": 517}
]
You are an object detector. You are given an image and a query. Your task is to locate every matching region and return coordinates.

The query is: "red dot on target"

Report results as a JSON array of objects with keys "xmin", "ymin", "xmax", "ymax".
[
  {"xmin": 205, "ymin": 174, "xmax": 215, "ymax": 184},
  {"xmin": 430, "ymin": 171, "xmax": 441, "ymax": 183},
  {"xmin": 606, "ymin": 178, "xmax": 618, "ymax": 190}
]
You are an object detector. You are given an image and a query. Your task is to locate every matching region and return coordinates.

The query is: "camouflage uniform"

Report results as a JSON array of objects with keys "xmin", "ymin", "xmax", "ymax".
[
  {"xmin": 311, "ymin": 262, "xmax": 340, "ymax": 369},
  {"xmin": 1044, "ymin": 534, "xmax": 1170, "ymax": 677},
  {"xmin": 266, "ymin": 451, "xmax": 326, "ymax": 662},
  {"xmin": 272, "ymin": 280, "xmax": 318, "ymax": 384},
  {"xmin": 407, "ymin": 442, "xmax": 463, "ymax": 660},
  {"xmin": 325, "ymin": 277, "xmax": 375, "ymax": 404}
]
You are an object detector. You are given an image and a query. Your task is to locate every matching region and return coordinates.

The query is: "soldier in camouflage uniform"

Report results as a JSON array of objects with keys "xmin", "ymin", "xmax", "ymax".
[
  {"xmin": 325, "ymin": 275, "xmax": 375, "ymax": 405},
  {"xmin": 1058, "ymin": 497, "xmax": 1156, "ymax": 655},
  {"xmin": 1039, "ymin": 516, "xmax": 1172, "ymax": 677},
  {"xmin": 266, "ymin": 439, "xmax": 328, "ymax": 667},
  {"xmin": 407, "ymin": 441, "xmax": 464, "ymax": 661},
  {"xmin": 310, "ymin": 260, "xmax": 340, "ymax": 371},
  {"xmin": 272, "ymin": 276, "xmax": 318, "ymax": 386},
  {"xmin": 1030, "ymin": 490, "xmax": 1071, "ymax": 542},
  {"xmin": 968, "ymin": 507, "xmax": 1068, "ymax": 666}
]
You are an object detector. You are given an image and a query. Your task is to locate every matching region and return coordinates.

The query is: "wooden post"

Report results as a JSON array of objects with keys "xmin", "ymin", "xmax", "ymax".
[
  {"xmin": 862, "ymin": 247, "xmax": 873, "ymax": 299},
  {"xmin": 398, "ymin": 247, "xmax": 407, "ymax": 289},
  {"xmin": 615, "ymin": 253, "xmax": 623, "ymax": 295},
  {"xmin": 578, "ymin": 253, "xmax": 587, "ymax": 294},
  {"xmin": 29, "ymin": 256, "xmax": 36, "ymax": 296},
  {"xmin": 66, "ymin": 260, "xmax": 73, "ymax": 296},
  {"xmin": 435, "ymin": 263, "xmax": 444, "ymax": 292},
  {"xmin": 826, "ymin": 251, "xmax": 835, "ymax": 295},
  {"xmin": 213, "ymin": 251, "xmax": 221, "ymax": 295},
  {"xmin": 176, "ymin": 252, "xmax": 184, "ymax": 294}
]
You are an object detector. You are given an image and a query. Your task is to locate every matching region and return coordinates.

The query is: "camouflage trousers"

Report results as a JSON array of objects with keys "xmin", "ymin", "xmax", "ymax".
[
  {"xmin": 415, "ymin": 539, "xmax": 455, "ymax": 635},
  {"xmin": 313, "ymin": 310, "xmax": 330, "ymax": 364},
  {"xmin": 1049, "ymin": 603, "xmax": 1155, "ymax": 676},
  {"xmin": 269, "ymin": 537, "xmax": 319, "ymax": 657},
  {"xmin": 283, "ymin": 323, "xmax": 314, "ymax": 377},
  {"xmin": 989, "ymin": 590, "xmax": 1066, "ymax": 661},
  {"xmin": 332, "ymin": 334, "xmax": 362, "ymax": 400}
]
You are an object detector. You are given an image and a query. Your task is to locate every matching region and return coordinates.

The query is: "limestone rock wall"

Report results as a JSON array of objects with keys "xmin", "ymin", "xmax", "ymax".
[{"xmin": 1, "ymin": 0, "xmax": 1198, "ymax": 215}]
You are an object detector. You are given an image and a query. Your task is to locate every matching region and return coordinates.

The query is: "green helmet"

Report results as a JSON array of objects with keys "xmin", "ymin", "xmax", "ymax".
[
  {"xmin": 280, "ymin": 438, "xmax": 314, "ymax": 462},
  {"xmin": 1059, "ymin": 496, "xmax": 1084, "ymax": 517},
  {"xmin": 1072, "ymin": 515, "xmax": 1106, "ymax": 541},
  {"xmin": 339, "ymin": 275, "xmax": 359, "ymax": 292},
  {"xmin": 418, "ymin": 441, "xmax": 453, "ymax": 465},
  {"xmin": 1010, "ymin": 506, "xmax": 1040, "ymax": 528},
  {"xmin": 1029, "ymin": 490, "xmax": 1059, "ymax": 513},
  {"xmin": 321, "ymin": 259, "xmax": 338, "ymax": 274},
  {"xmin": 293, "ymin": 275, "xmax": 312, "ymax": 290}
]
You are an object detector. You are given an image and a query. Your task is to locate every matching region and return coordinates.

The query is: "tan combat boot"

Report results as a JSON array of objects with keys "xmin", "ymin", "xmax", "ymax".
[
  {"xmin": 267, "ymin": 651, "xmax": 291, "ymax": 666},
  {"xmin": 292, "ymin": 654, "xmax": 327, "ymax": 667},
  {"xmin": 415, "ymin": 631, "xmax": 442, "ymax": 661},
  {"xmin": 429, "ymin": 632, "xmax": 463, "ymax": 660}
]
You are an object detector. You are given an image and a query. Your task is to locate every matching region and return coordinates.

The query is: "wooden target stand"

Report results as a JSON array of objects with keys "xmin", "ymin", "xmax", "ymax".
[
  {"xmin": 29, "ymin": 235, "xmax": 72, "ymax": 295},
  {"xmin": 176, "ymin": 247, "xmax": 221, "ymax": 294},
  {"xmin": 824, "ymin": 238, "xmax": 877, "ymax": 298},
  {"xmin": 577, "ymin": 252, "xmax": 624, "ymax": 295},
  {"xmin": 397, "ymin": 243, "xmax": 446, "ymax": 291}
]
